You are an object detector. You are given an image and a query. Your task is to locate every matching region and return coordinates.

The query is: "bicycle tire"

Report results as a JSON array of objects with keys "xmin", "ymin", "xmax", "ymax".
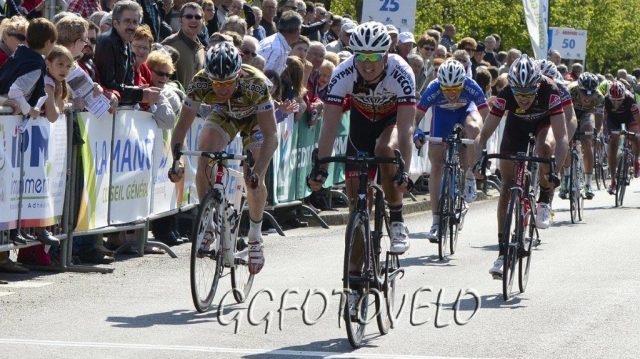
[
  {"xmin": 373, "ymin": 189, "xmax": 391, "ymax": 335},
  {"xmin": 437, "ymin": 169, "xmax": 451, "ymax": 260},
  {"xmin": 615, "ymin": 155, "xmax": 627, "ymax": 207},
  {"xmin": 518, "ymin": 200, "xmax": 535, "ymax": 293},
  {"xmin": 569, "ymin": 153, "xmax": 578, "ymax": 224},
  {"xmin": 344, "ymin": 211, "xmax": 370, "ymax": 348},
  {"xmin": 449, "ymin": 166, "xmax": 463, "ymax": 255},
  {"xmin": 190, "ymin": 190, "xmax": 223, "ymax": 313},
  {"xmin": 230, "ymin": 200, "xmax": 255, "ymax": 303},
  {"xmin": 577, "ymin": 158, "xmax": 584, "ymax": 222},
  {"xmin": 594, "ymin": 140, "xmax": 607, "ymax": 190},
  {"xmin": 502, "ymin": 190, "xmax": 520, "ymax": 301}
]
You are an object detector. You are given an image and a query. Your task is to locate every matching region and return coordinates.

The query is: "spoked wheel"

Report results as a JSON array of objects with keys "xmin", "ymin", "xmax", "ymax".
[
  {"xmin": 450, "ymin": 171, "xmax": 465, "ymax": 255},
  {"xmin": 615, "ymin": 156, "xmax": 627, "ymax": 207},
  {"xmin": 344, "ymin": 211, "xmax": 370, "ymax": 348},
  {"xmin": 231, "ymin": 235, "xmax": 254, "ymax": 303},
  {"xmin": 502, "ymin": 190, "xmax": 521, "ymax": 301},
  {"xmin": 437, "ymin": 172, "xmax": 451, "ymax": 260},
  {"xmin": 373, "ymin": 190, "xmax": 392, "ymax": 335},
  {"xmin": 518, "ymin": 204, "xmax": 536, "ymax": 293},
  {"xmin": 594, "ymin": 142, "xmax": 608, "ymax": 190},
  {"xmin": 569, "ymin": 158, "xmax": 579, "ymax": 224},
  {"xmin": 383, "ymin": 252, "xmax": 401, "ymax": 330},
  {"xmin": 190, "ymin": 190, "xmax": 223, "ymax": 313}
]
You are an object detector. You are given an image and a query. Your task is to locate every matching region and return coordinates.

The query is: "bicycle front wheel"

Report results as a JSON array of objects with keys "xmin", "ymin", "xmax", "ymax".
[
  {"xmin": 231, "ymin": 236, "xmax": 254, "ymax": 303},
  {"xmin": 519, "ymin": 199, "xmax": 535, "ymax": 293},
  {"xmin": 190, "ymin": 190, "xmax": 223, "ymax": 312},
  {"xmin": 437, "ymin": 170, "xmax": 451, "ymax": 260},
  {"xmin": 449, "ymin": 167, "xmax": 464, "ymax": 255},
  {"xmin": 502, "ymin": 190, "xmax": 521, "ymax": 301},
  {"xmin": 373, "ymin": 189, "xmax": 391, "ymax": 335},
  {"xmin": 344, "ymin": 211, "xmax": 371, "ymax": 348},
  {"xmin": 615, "ymin": 155, "xmax": 627, "ymax": 207}
]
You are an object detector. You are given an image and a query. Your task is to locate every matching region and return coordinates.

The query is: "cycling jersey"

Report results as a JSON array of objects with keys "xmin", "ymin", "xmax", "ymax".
[
  {"xmin": 417, "ymin": 77, "xmax": 487, "ymax": 137},
  {"xmin": 325, "ymin": 53, "xmax": 416, "ymax": 121},
  {"xmin": 569, "ymin": 82, "xmax": 605, "ymax": 115},
  {"xmin": 184, "ymin": 64, "xmax": 274, "ymax": 146},
  {"xmin": 490, "ymin": 76, "xmax": 563, "ymax": 153},
  {"xmin": 553, "ymin": 77, "xmax": 573, "ymax": 107},
  {"xmin": 604, "ymin": 92, "xmax": 640, "ymax": 131}
]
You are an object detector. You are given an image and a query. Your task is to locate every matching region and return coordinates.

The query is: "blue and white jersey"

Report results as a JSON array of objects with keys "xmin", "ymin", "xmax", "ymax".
[{"xmin": 417, "ymin": 77, "xmax": 488, "ymax": 114}]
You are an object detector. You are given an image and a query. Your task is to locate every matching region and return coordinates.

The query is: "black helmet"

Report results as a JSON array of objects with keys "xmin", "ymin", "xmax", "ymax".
[{"xmin": 205, "ymin": 41, "xmax": 242, "ymax": 81}]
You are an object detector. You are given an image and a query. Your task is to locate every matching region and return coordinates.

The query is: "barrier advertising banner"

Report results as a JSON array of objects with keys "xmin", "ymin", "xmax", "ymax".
[
  {"xmin": 0, "ymin": 116, "xmax": 22, "ymax": 230},
  {"xmin": 76, "ymin": 111, "xmax": 113, "ymax": 231},
  {"xmin": 18, "ymin": 116, "xmax": 68, "ymax": 227},
  {"xmin": 150, "ymin": 128, "xmax": 177, "ymax": 215},
  {"xmin": 108, "ymin": 110, "xmax": 155, "ymax": 224},
  {"xmin": 273, "ymin": 114, "xmax": 296, "ymax": 204}
]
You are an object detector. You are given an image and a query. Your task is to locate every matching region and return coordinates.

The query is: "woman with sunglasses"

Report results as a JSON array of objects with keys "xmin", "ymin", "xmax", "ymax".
[
  {"xmin": 477, "ymin": 54, "xmax": 568, "ymax": 279},
  {"xmin": 413, "ymin": 59, "xmax": 487, "ymax": 242},
  {"xmin": 309, "ymin": 21, "xmax": 416, "ymax": 255},
  {"xmin": 0, "ymin": 16, "xmax": 28, "ymax": 68}
]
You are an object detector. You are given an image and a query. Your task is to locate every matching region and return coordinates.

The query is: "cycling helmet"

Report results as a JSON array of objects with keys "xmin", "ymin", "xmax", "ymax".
[
  {"xmin": 537, "ymin": 59, "xmax": 558, "ymax": 79},
  {"xmin": 578, "ymin": 72, "xmax": 599, "ymax": 95},
  {"xmin": 205, "ymin": 41, "xmax": 242, "ymax": 81},
  {"xmin": 349, "ymin": 22, "xmax": 391, "ymax": 53},
  {"xmin": 437, "ymin": 60, "xmax": 466, "ymax": 87},
  {"xmin": 508, "ymin": 54, "xmax": 541, "ymax": 88},
  {"xmin": 608, "ymin": 80, "xmax": 626, "ymax": 100}
]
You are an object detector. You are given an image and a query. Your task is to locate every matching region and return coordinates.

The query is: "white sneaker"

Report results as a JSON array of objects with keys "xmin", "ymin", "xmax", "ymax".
[
  {"xmin": 426, "ymin": 223, "xmax": 439, "ymax": 243},
  {"xmin": 489, "ymin": 256, "xmax": 504, "ymax": 279},
  {"xmin": 536, "ymin": 202, "xmax": 551, "ymax": 229},
  {"xmin": 390, "ymin": 222, "xmax": 410, "ymax": 254},
  {"xmin": 248, "ymin": 237, "xmax": 264, "ymax": 275},
  {"xmin": 464, "ymin": 173, "xmax": 478, "ymax": 203}
]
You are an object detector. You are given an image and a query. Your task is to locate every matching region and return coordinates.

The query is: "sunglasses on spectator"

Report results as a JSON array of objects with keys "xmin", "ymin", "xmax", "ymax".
[
  {"xmin": 183, "ymin": 14, "xmax": 203, "ymax": 20},
  {"xmin": 440, "ymin": 83, "xmax": 464, "ymax": 94},
  {"xmin": 211, "ymin": 76, "xmax": 238, "ymax": 88},
  {"xmin": 464, "ymin": 47, "xmax": 475, "ymax": 52},
  {"xmin": 354, "ymin": 52, "xmax": 385, "ymax": 63},
  {"xmin": 242, "ymin": 49, "xmax": 257, "ymax": 58},
  {"xmin": 422, "ymin": 46, "xmax": 435, "ymax": 51},
  {"xmin": 7, "ymin": 32, "xmax": 26, "ymax": 41},
  {"xmin": 153, "ymin": 69, "xmax": 173, "ymax": 78},
  {"xmin": 511, "ymin": 86, "xmax": 538, "ymax": 99}
]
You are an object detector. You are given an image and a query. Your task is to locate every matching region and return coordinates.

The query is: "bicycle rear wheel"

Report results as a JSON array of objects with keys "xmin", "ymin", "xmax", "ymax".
[
  {"xmin": 594, "ymin": 140, "xmax": 608, "ymax": 190},
  {"xmin": 437, "ymin": 170, "xmax": 451, "ymax": 260},
  {"xmin": 190, "ymin": 190, "xmax": 223, "ymax": 313},
  {"xmin": 502, "ymin": 190, "xmax": 520, "ymax": 301},
  {"xmin": 449, "ymin": 166, "xmax": 463, "ymax": 255},
  {"xmin": 615, "ymin": 156, "xmax": 627, "ymax": 207},
  {"xmin": 344, "ymin": 211, "xmax": 371, "ymax": 348},
  {"xmin": 519, "ymin": 199, "xmax": 535, "ymax": 293},
  {"xmin": 569, "ymin": 155, "xmax": 579, "ymax": 224},
  {"xmin": 373, "ymin": 189, "xmax": 391, "ymax": 335}
]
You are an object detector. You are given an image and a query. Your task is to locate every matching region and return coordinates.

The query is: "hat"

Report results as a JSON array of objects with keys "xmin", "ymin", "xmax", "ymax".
[
  {"xmin": 386, "ymin": 24, "xmax": 398, "ymax": 35},
  {"xmin": 100, "ymin": 12, "xmax": 112, "ymax": 27},
  {"xmin": 475, "ymin": 43, "xmax": 486, "ymax": 52},
  {"xmin": 398, "ymin": 32, "xmax": 415, "ymax": 44},
  {"xmin": 341, "ymin": 21, "xmax": 356, "ymax": 34}
]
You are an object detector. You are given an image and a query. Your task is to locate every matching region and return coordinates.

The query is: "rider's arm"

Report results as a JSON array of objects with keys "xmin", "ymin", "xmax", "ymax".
[
  {"xmin": 397, "ymin": 104, "xmax": 416, "ymax": 169},
  {"xmin": 478, "ymin": 112, "xmax": 501, "ymax": 150},
  {"xmin": 170, "ymin": 98, "xmax": 199, "ymax": 152},
  {"xmin": 550, "ymin": 112, "xmax": 568, "ymax": 168},
  {"xmin": 415, "ymin": 80, "xmax": 438, "ymax": 127},
  {"xmin": 316, "ymin": 103, "xmax": 343, "ymax": 164},
  {"xmin": 254, "ymin": 108, "xmax": 278, "ymax": 176}
]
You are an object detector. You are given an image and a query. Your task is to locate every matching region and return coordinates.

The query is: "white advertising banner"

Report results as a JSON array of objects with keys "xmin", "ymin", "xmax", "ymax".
[
  {"xmin": 0, "ymin": 116, "xmax": 22, "ymax": 230},
  {"xmin": 361, "ymin": 0, "xmax": 417, "ymax": 33},
  {"xmin": 522, "ymin": 0, "xmax": 549, "ymax": 59},
  {"xmin": 150, "ymin": 128, "xmax": 177, "ymax": 215},
  {"xmin": 75, "ymin": 111, "xmax": 113, "ymax": 231},
  {"xmin": 108, "ymin": 110, "xmax": 156, "ymax": 224}
]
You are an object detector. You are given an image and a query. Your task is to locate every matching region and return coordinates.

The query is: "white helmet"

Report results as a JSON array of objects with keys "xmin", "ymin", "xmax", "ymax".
[
  {"xmin": 537, "ymin": 59, "xmax": 558, "ymax": 79},
  {"xmin": 437, "ymin": 60, "xmax": 466, "ymax": 87},
  {"xmin": 349, "ymin": 22, "xmax": 391, "ymax": 53},
  {"xmin": 508, "ymin": 54, "xmax": 541, "ymax": 88}
]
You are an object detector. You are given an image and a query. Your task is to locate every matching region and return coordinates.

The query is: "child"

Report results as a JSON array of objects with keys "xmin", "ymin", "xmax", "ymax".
[
  {"xmin": 43, "ymin": 45, "xmax": 72, "ymax": 122},
  {"xmin": 317, "ymin": 59, "xmax": 335, "ymax": 100}
]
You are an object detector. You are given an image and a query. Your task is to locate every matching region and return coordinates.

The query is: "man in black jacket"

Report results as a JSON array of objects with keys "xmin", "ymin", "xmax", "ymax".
[{"xmin": 95, "ymin": 0, "xmax": 160, "ymax": 105}]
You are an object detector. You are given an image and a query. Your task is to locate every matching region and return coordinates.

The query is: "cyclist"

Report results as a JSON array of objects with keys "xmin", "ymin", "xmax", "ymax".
[
  {"xmin": 538, "ymin": 59, "xmax": 577, "ymax": 140},
  {"xmin": 168, "ymin": 42, "xmax": 278, "ymax": 275},
  {"xmin": 413, "ymin": 59, "xmax": 487, "ymax": 241},
  {"xmin": 476, "ymin": 54, "xmax": 568, "ymax": 278},
  {"xmin": 557, "ymin": 72, "xmax": 603, "ymax": 199},
  {"xmin": 308, "ymin": 22, "xmax": 416, "ymax": 254},
  {"xmin": 604, "ymin": 80, "xmax": 640, "ymax": 194}
]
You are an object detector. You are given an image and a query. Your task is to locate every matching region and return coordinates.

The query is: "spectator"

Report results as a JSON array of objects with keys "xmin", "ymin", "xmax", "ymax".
[
  {"xmin": 453, "ymin": 49, "xmax": 472, "ymax": 78},
  {"xmin": 425, "ymin": 28, "xmax": 440, "ymax": 45},
  {"xmin": 0, "ymin": 15, "xmax": 28, "ymax": 67},
  {"xmin": 498, "ymin": 48, "xmax": 521, "ymax": 74},
  {"xmin": 483, "ymin": 35, "xmax": 500, "ymax": 67},
  {"xmin": 264, "ymin": 69, "xmax": 296, "ymax": 123},
  {"xmin": 316, "ymin": 58, "xmax": 333, "ymax": 98},
  {"xmin": 474, "ymin": 66, "xmax": 492, "ymax": 97},
  {"xmin": 325, "ymin": 20, "xmax": 353, "ymax": 54},
  {"xmin": 491, "ymin": 72, "xmax": 508, "ymax": 100},
  {"xmin": 77, "ymin": 22, "xmax": 100, "ymax": 87},
  {"xmin": 228, "ymin": 0, "xmax": 256, "ymax": 28},
  {"xmin": 548, "ymin": 49, "xmax": 561, "ymax": 65},
  {"xmin": 281, "ymin": 55, "xmax": 307, "ymax": 122},
  {"xmin": 95, "ymin": 0, "xmax": 160, "ymax": 105},
  {"xmin": 323, "ymin": 15, "xmax": 342, "ymax": 44},
  {"xmin": 617, "ymin": 68, "xmax": 628, "ymax": 81},
  {"xmin": 290, "ymin": 34, "xmax": 310, "ymax": 60},
  {"xmin": 471, "ymin": 42, "xmax": 485, "ymax": 77},
  {"xmin": 433, "ymin": 57, "xmax": 444, "ymax": 75},
  {"xmin": 221, "ymin": 29, "xmax": 242, "ymax": 47},
  {"xmin": 207, "ymin": 30, "xmax": 232, "ymax": 47},
  {"xmin": 252, "ymin": 54, "xmax": 265, "ymax": 70},
  {"xmin": 386, "ymin": 24, "xmax": 398, "ymax": 53},
  {"xmin": 260, "ymin": 0, "xmax": 277, "ymax": 37},
  {"xmin": 557, "ymin": 63, "xmax": 568, "ymax": 79},
  {"xmin": 458, "ymin": 37, "xmax": 476, "ymax": 58},
  {"xmin": 220, "ymin": 14, "xmax": 246, "ymax": 36},
  {"xmin": 132, "ymin": 24, "xmax": 153, "ymax": 86},
  {"xmin": 407, "ymin": 53, "xmax": 426, "ymax": 97},
  {"xmin": 89, "ymin": 10, "xmax": 108, "ymax": 27},
  {"xmin": 137, "ymin": 0, "xmax": 161, "ymax": 41},
  {"xmin": 440, "ymin": 23, "xmax": 455, "ymax": 52},
  {"xmin": 434, "ymin": 44, "xmax": 447, "ymax": 59},
  {"xmin": 67, "ymin": 0, "xmax": 103, "ymax": 19},
  {"xmin": 336, "ymin": 50, "xmax": 350, "ymax": 62},
  {"xmin": 258, "ymin": 10, "xmax": 302, "ymax": 75},
  {"xmin": 431, "ymin": 24, "xmax": 444, "ymax": 34},
  {"xmin": 251, "ymin": 5, "xmax": 266, "ymax": 41},
  {"xmin": 397, "ymin": 32, "xmax": 415, "ymax": 61},
  {"xmin": 43, "ymin": 45, "xmax": 71, "ymax": 123},
  {"xmin": 99, "ymin": 12, "xmax": 112, "ymax": 33},
  {"xmin": 161, "ymin": 1, "xmax": 206, "ymax": 88},
  {"xmin": 496, "ymin": 50, "xmax": 507, "ymax": 65},
  {"xmin": 491, "ymin": 33, "xmax": 501, "ymax": 51},
  {"xmin": 201, "ymin": 0, "xmax": 215, "ymax": 43},
  {"xmin": 101, "ymin": 0, "xmax": 115, "ymax": 11},
  {"xmin": 568, "ymin": 62, "xmax": 583, "ymax": 81},
  {"xmin": 147, "ymin": 49, "xmax": 183, "ymax": 128},
  {"xmin": 323, "ymin": 50, "xmax": 339, "ymax": 66},
  {"xmin": 159, "ymin": 0, "xmax": 174, "ymax": 22},
  {"xmin": 240, "ymin": 34, "xmax": 258, "ymax": 66}
]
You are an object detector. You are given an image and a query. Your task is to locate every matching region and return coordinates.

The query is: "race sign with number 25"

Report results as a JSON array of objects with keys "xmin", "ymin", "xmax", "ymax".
[{"xmin": 361, "ymin": 0, "xmax": 416, "ymax": 33}]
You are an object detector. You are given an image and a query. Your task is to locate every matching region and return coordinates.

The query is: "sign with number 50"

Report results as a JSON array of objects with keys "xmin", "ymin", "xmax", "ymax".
[
  {"xmin": 361, "ymin": 0, "xmax": 417, "ymax": 33},
  {"xmin": 547, "ymin": 27, "xmax": 588, "ymax": 60}
]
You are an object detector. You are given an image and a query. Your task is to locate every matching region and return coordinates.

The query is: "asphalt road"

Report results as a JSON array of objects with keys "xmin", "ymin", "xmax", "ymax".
[{"xmin": 1, "ymin": 181, "xmax": 640, "ymax": 359}]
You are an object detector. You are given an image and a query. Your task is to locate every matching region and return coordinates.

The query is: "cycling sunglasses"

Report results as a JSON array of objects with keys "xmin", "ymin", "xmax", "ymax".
[
  {"xmin": 211, "ymin": 76, "xmax": 238, "ymax": 88},
  {"xmin": 511, "ymin": 86, "xmax": 538, "ymax": 99},
  {"xmin": 354, "ymin": 52, "xmax": 386, "ymax": 63},
  {"xmin": 440, "ymin": 83, "xmax": 464, "ymax": 94}
]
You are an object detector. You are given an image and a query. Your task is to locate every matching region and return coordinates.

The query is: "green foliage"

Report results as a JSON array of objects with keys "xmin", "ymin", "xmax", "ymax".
[{"xmin": 327, "ymin": 0, "xmax": 640, "ymax": 73}]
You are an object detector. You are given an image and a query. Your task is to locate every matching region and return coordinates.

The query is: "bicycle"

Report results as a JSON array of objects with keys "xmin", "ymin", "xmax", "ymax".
[
  {"xmin": 423, "ymin": 125, "xmax": 475, "ymax": 260},
  {"xmin": 311, "ymin": 149, "xmax": 405, "ymax": 348},
  {"xmin": 611, "ymin": 126, "xmax": 638, "ymax": 207},
  {"xmin": 593, "ymin": 132, "xmax": 609, "ymax": 190},
  {"xmin": 567, "ymin": 130, "xmax": 592, "ymax": 224},
  {"xmin": 180, "ymin": 149, "xmax": 255, "ymax": 312},
  {"xmin": 481, "ymin": 134, "xmax": 559, "ymax": 301}
]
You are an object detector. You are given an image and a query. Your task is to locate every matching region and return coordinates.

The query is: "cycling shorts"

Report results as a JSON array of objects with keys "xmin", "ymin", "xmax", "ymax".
[
  {"xmin": 345, "ymin": 111, "xmax": 397, "ymax": 179},
  {"xmin": 205, "ymin": 111, "xmax": 263, "ymax": 148},
  {"xmin": 500, "ymin": 119, "xmax": 551, "ymax": 154},
  {"xmin": 430, "ymin": 103, "xmax": 477, "ymax": 138}
]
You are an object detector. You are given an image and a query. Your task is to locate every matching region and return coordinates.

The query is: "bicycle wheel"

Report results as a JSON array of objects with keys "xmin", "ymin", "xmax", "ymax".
[
  {"xmin": 190, "ymin": 190, "xmax": 223, "ymax": 313},
  {"xmin": 230, "ymin": 201, "xmax": 254, "ymax": 303},
  {"xmin": 577, "ymin": 159, "xmax": 584, "ymax": 222},
  {"xmin": 569, "ymin": 154, "xmax": 578, "ymax": 224},
  {"xmin": 372, "ymin": 189, "xmax": 391, "ymax": 335},
  {"xmin": 615, "ymin": 155, "xmax": 627, "ymax": 207},
  {"xmin": 594, "ymin": 141, "xmax": 607, "ymax": 190},
  {"xmin": 437, "ymin": 169, "xmax": 451, "ymax": 260},
  {"xmin": 519, "ymin": 198, "xmax": 535, "ymax": 293},
  {"xmin": 502, "ymin": 190, "xmax": 520, "ymax": 301},
  {"xmin": 449, "ymin": 167, "xmax": 463, "ymax": 255},
  {"xmin": 344, "ymin": 211, "xmax": 371, "ymax": 348}
]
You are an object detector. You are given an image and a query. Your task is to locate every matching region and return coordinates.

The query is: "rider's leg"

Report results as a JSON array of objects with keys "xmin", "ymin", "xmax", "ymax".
[
  {"xmin": 428, "ymin": 145, "xmax": 446, "ymax": 219},
  {"xmin": 196, "ymin": 124, "xmax": 230, "ymax": 200},
  {"xmin": 462, "ymin": 111, "xmax": 482, "ymax": 171},
  {"xmin": 497, "ymin": 159, "xmax": 516, "ymax": 255},
  {"xmin": 581, "ymin": 115, "xmax": 595, "ymax": 191},
  {"xmin": 608, "ymin": 133, "xmax": 620, "ymax": 184}
]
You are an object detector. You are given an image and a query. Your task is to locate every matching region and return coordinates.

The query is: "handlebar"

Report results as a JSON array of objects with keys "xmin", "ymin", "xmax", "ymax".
[
  {"xmin": 180, "ymin": 150, "xmax": 247, "ymax": 161},
  {"xmin": 425, "ymin": 136, "xmax": 475, "ymax": 145},
  {"xmin": 480, "ymin": 150, "xmax": 560, "ymax": 187},
  {"xmin": 311, "ymin": 148, "xmax": 407, "ymax": 186}
]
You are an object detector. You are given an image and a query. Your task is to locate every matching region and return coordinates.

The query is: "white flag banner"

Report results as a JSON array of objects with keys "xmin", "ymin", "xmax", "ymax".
[{"xmin": 522, "ymin": 0, "xmax": 549, "ymax": 59}]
